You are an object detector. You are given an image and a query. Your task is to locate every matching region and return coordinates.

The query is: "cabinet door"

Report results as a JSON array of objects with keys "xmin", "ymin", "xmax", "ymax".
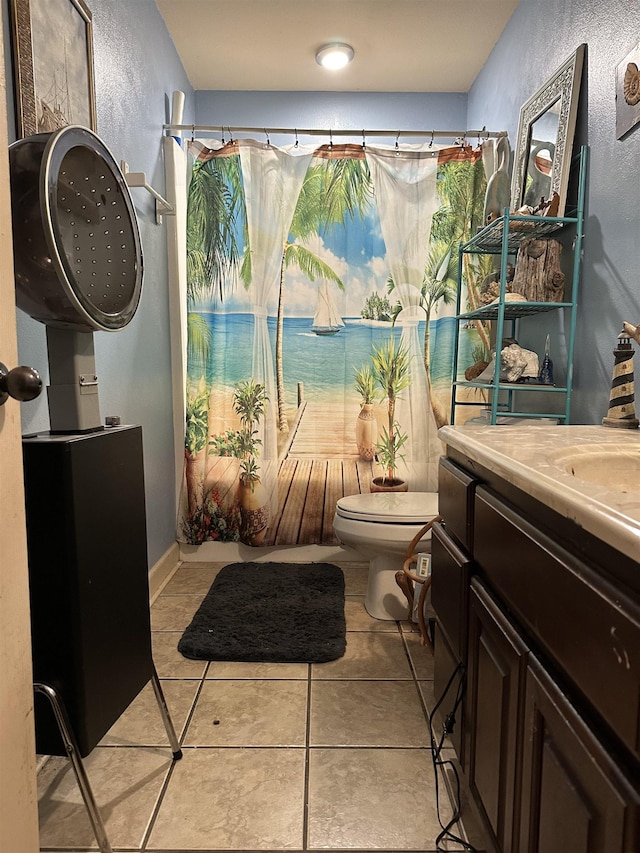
[
  {"xmin": 520, "ymin": 657, "xmax": 640, "ymax": 853},
  {"xmin": 466, "ymin": 579, "xmax": 528, "ymax": 853}
]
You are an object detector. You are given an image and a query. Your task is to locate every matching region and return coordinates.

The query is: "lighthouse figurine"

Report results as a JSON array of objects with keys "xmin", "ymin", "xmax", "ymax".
[{"xmin": 602, "ymin": 326, "xmax": 639, "ymax": 429}]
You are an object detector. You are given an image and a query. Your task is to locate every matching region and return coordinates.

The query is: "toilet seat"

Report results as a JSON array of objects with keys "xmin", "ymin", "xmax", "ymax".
[{"xmin": 335, "ymin": 492, "xmax": 439, "ymax": 524}]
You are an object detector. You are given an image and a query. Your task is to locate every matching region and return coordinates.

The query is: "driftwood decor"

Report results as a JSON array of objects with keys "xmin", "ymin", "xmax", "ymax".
[{"xmin": 512, "ymin": 237, "xmax": 565, "ymax": 302}]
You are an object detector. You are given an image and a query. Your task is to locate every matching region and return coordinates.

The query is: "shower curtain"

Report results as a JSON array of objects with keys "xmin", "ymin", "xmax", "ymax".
[{"xmin": 177, "ymin": 137, "xmax": 487, "ymax": 546}]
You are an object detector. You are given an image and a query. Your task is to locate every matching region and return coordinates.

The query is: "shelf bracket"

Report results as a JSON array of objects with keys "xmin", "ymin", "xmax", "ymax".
[{"xmin": 120, "ymin": 161, "xmax": 175, "ymax": 225}]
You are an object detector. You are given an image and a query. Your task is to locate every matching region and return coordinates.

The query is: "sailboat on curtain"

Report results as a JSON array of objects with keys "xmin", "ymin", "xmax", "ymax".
[{"xmin": 311, "ymin": 279, "xmax": 345, "ymax": 335}]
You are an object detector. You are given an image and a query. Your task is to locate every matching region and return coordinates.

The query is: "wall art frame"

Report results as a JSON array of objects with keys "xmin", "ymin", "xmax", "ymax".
[
  {"xmin": 615, "ymin": 42, "xmax": 640, "ymax": 140},
  {"xmin": 10, "ymin": 0, "xmax": 97, "ymax": 139},
  {"xmin": 510, "ymin": 44, "xmax": 585, "ymax": 218}
]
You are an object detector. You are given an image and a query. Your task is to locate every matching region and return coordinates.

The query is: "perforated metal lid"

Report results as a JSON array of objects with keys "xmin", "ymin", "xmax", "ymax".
[
  {"xmin": 10, "ymin": 126, "xmax": 143, "ymax": 332},
  {"xmin": 336, "ymin": 491, "xmax": 439, "ymax": 523}
]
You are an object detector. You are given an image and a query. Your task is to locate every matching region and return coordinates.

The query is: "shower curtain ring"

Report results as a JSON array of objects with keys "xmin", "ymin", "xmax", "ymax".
[
  {"xmin": 191, "ymin": 125, "xmax": 195, "ymax": 142},
  {"xmin": 294, "ymin": 128, "xmax": 299, "ymax": 148},
  {"xmin": 228, "ymin": 126, "xmax": 234, "ymax": 144},
  {"xmin": 395, "ymin": 132, "xmax": 400, "ymax": 155},
  {"xmin": 361, "ymin": 130, "xmax": 366, "ymax": 151},
  {"xmin": 221, "ymin": 126, "xmax": 226, "ymax": 144},
  {"xmin": 429, "ymin": 130, "xmax": 434, "ymax": 148},
  {"xmin": 264, "ymin": 128, "xmax": 270, "ymax": 147},
  {"xmin": 329, "ymin": 129, "xmax": 333, "ymax": 150}
]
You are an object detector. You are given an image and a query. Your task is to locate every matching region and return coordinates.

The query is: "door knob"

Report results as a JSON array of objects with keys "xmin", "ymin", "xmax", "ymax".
[{"xmin": 0, "ymin": 362, "xmax": 42, "ymax": 405}]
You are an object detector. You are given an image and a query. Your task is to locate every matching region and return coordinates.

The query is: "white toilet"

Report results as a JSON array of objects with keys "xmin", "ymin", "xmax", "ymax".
[{"xmin": 333, "ymin": 491, "xmax": 439, "ymax": 620}]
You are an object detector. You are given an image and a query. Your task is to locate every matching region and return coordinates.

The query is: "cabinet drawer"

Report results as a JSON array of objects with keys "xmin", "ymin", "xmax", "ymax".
[
  {"xmin": 474, "ymin": 486, "xmax": 640, "ymax": 761},
  {"xmin": 431, "ymin": 521, "xmax": 472, "ymax": 661},
  {"xmin": 438, "ymin": 457, "xmax": 477, "ymax": 551}
]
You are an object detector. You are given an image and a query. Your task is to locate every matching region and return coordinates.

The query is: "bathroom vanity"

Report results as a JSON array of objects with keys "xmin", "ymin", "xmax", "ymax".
[{"xmin": 432, "ymin": 424, "xmax": 640, "ymax": 853}]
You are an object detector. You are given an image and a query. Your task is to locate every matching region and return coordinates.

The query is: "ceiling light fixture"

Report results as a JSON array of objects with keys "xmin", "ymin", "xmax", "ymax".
[{"xmin": 315, "ymin": 43, "xmax": 354, "ymax": 70}]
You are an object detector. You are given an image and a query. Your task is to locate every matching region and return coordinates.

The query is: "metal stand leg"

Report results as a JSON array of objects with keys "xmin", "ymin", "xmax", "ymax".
[
  {"xmin": 34, "ymin": 682, "xmax": 113, "ymax": 853},
  {"xmin": 150, "ymin": 665, "xmax": 183, "ymax": 760}
]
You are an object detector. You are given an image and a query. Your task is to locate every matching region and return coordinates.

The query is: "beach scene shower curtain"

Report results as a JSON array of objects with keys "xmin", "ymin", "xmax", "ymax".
[{"xmin": 179, "ymin": 138, "xmax": 488, "ymax": 546}]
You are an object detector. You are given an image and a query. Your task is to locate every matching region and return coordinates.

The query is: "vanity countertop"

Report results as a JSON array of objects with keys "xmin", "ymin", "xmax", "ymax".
[{"xmin": 438, "ymin": 424, "xmax": 640, "ymax": 560}]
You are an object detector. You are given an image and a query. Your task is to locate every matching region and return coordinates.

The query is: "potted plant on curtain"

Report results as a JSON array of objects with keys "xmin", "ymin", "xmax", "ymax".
[
  {"xmin": 370, "ymin": 337, "xmax": 411, "ymax": 492},
  {"xmin": 184, "ymin": 381, "xmax": 209, "ymax": 515},
  {"xmin": 353, "ymin": 364, "xmax": 378, "ymax": 461},
  {"xmin": 233, "ymin": 379, "xmax": 270, "ymax": 545}
]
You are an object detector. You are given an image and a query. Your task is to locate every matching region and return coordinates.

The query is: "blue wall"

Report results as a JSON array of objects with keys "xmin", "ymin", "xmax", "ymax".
[
  {"xmin": 468, "ymin": 0, "xmax": 640, "ymax": 423},
  {"xmin": 195, "ymin": 90, "xmax": 468, "ymax": 146}
]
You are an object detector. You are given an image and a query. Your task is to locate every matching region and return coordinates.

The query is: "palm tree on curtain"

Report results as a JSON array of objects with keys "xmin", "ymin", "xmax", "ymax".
[
  {"xmin": 275, "ymin": 155, "xmax": 373, "ymax": 432},
  {"xmin": 186, "ymin": 154, "xmax": 249, "ymax": 368},
  {"xmin": 431, "ymin": 155, "xmax": 492, "ymax": 355},
  {"xmin": 386, "ymin": 240, "xmax": 459, "ymax": 430},
  {"xmin": 183, "ymin": 152, "xmax": 249, "ymax": 525}
]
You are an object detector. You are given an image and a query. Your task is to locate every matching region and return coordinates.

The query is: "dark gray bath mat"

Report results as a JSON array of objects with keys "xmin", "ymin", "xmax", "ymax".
[{"xmin": 178, "ymin": 562, "xmax": 346, "ymax": 663}]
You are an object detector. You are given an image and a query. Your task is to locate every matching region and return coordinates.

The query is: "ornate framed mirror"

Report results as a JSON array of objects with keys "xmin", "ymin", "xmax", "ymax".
[{"xmin": 511, "ymin": 44, "xmax": 585, "ymax": 217}]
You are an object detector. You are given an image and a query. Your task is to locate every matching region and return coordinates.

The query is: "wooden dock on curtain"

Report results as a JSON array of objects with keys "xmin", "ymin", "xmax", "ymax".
[{"xmin": 263, "ymin": 401, "xmax": 374, "ymax": 547}]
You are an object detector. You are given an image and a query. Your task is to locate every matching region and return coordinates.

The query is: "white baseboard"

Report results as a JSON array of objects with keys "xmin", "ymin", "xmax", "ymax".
[
  {"xmin": 179, "ymin": 541, "xmax": 364, "ymax": 564},
  {"xmin": 149, "ymin": 541, "xmax": 181, "ymax": 603}
]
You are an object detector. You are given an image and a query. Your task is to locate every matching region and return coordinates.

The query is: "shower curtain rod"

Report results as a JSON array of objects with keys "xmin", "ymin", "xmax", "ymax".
[{"xmin": 163, "ymin": 123, "xmax": 507, "ymax": 141}]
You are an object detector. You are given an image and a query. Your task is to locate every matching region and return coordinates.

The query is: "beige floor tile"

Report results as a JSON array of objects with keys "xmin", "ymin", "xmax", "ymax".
[
  {"xmin": 38, "ymin": 747, "xmax": 172, "ymax": 850},
  {"xmin": 307, "ymin": 747, "xmax": 451, "ymax": 850},
  {"xmin": 312, "ymin": 631, "xmax": 413, "ymax": 680},
  {"xmin": 100, "ymin": 679, "xmax": 199, "ymax": 746},
  {"xmin": 339, "ymin": 563, "xmax": 369, "ymax": 595},
  {"xmin": 405, "ymin": 630, "xmax": 436, "ymax": 679},
  {"xmin": 184, "ymin": 679, "xmax": 308, "ymax": 746},
  {"xmin": 205, "ymin": 659, "xmax": 309, "ymax": 679},
  {"xmin": 345, "ymin": 596, "xmax": 398, "ymax": 631},
  {"xmin": 178, "ymin": 560, "xmax": 230, "ymax": 570},
  {"xmin": 152, "ymin": 630, "xmax": 209, "ymax": 678},
  {"xmin": 150, "ymin": 594, "xmax": 204, "ymax": 631},
  {"xmin": 310, "ymin": 680, "xmax": 430, "ymax": 747},
  {"xmin": 161, "ymin": 565, "xmax": 222, "ymax": 595},
  {"xmin": 147, "ymin": 747, "xmax": 305, "ymax": 850}
]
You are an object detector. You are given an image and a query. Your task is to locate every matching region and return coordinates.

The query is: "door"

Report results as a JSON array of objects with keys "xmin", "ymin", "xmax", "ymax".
[
  {"xmin": 0, "ymin": 13, "xmax": 40, "ymax": 851},
  {"xmin": 520, "ymin": 657, "xmax": 640, "ymax": 853},
  {"xmin": 466, "ymin": 579, "xmax": 527, "ymax": 853}
]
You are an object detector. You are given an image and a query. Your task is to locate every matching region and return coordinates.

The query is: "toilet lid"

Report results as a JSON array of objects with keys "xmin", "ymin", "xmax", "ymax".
[{"xmin": 335, "ymin": 491, "xmax": 439, "ymax": 523}]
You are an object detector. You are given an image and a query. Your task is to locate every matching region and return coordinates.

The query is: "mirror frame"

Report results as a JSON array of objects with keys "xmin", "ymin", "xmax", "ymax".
[{"xmin": 511, "ymin": 44, "xmax": 585, "ymax": 217}]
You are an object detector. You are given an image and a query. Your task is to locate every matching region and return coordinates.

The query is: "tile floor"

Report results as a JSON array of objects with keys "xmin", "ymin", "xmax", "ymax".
[{"xmin": 37, "ymin": 560, "xmax": 490, "ymax": 852}]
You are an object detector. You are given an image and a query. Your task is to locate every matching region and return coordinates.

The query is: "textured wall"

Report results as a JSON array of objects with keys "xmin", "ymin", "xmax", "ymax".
[
  {"xmin": 4, "ymin": 0, "xmax": 194, "ymax": 567},
  {"xmin": 468, "ymin": 0, "xmax": 640, "ymax": 423},
  {"xmin": 194, "ymin": 90, "xmax": 468, "ymax": 145}
]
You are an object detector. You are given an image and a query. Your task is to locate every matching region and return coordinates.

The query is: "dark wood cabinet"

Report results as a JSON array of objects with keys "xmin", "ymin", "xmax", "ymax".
[
  {"xmin": 431, "ymin": 458, "xmax": 478, "ymax": 759},
  {"xmin": 466, "ymin": 579, "xmax": 527, "ymax": 853},
  {"xmin": 519, "ymin": 657, "xmax": 640, "ymax": 853},
  {"xmin": 432, "ymin": 451, "xmax": 640, "ymax": 853}
]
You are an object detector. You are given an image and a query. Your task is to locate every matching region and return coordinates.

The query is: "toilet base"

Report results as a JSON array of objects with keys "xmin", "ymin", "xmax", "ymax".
[{"xmin": 364, "ymin": 552, "xmax": 420, "ymax": 621}]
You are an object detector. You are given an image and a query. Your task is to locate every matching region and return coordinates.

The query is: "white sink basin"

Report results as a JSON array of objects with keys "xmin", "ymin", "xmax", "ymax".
[{"xmin": 549, "ymin": 444, "xmax": 640, "ymax": 496}]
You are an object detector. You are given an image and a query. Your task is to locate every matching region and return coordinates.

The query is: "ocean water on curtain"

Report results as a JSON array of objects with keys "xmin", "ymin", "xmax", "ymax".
[{"xmin": 189, "ymin": 313, "xmax": 477, "ymax": 405}]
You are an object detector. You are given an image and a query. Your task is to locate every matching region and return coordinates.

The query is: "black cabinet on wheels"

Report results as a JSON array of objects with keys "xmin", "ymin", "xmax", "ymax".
[{"xmin": 22, "ymin": 426, "xmax": 154, "ymax": 757}]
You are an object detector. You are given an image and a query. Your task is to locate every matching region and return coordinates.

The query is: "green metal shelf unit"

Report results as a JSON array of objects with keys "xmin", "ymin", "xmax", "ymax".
[{"xmin": 450, "ymin": 145, "xmax": 588, "ymax": 426}]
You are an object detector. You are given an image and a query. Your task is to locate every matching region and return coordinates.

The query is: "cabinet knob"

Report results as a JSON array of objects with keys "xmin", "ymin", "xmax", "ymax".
[{"xmin": 0, "ymin": 362, "xmax": 42, "ymax": 405}]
